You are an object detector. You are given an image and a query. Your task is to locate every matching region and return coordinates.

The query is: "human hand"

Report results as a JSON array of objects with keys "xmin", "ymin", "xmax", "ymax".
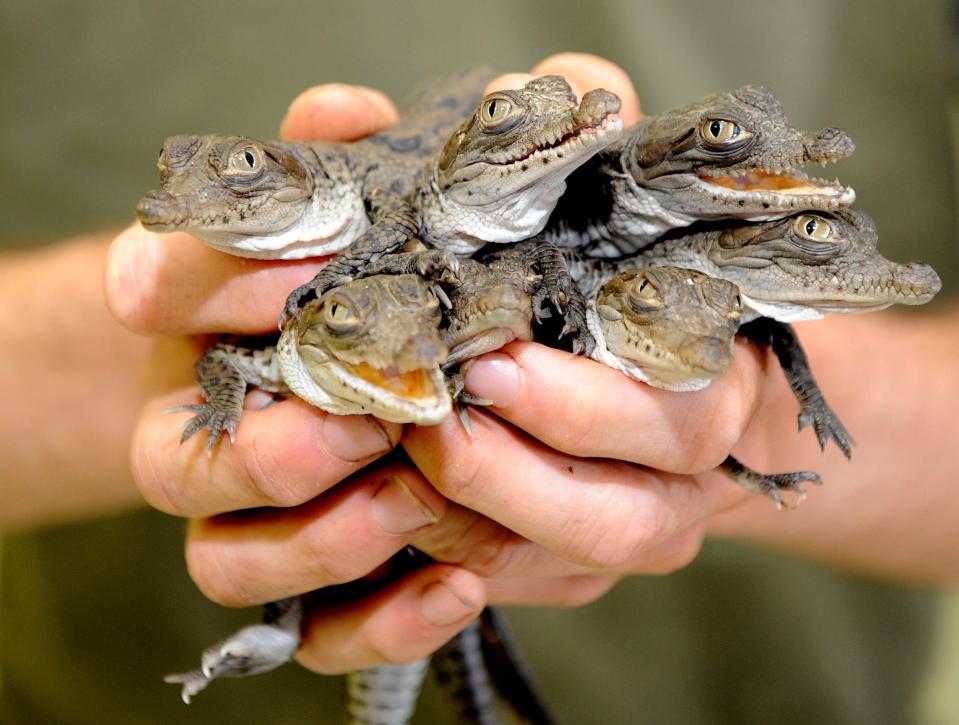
[{"xmin": 107, "ymin": 54, "xmax": 643, "ymax": 673}]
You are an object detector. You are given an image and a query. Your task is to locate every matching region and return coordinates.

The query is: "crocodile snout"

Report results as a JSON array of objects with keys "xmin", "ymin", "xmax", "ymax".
[
  {"xmin": 575, "ymin": 88, "xmax": 622, "ymax": 127},
  {"xmin": 396, "ymin": 333, "xmax": 449, "ymax": 370},
  {"xmin": 135, "ymin": 190, "xmax": 187, "ymax": 229},
  {"xmin": 678, "ymin": 335, "xmax": 734, "ymax": 377},
  {"xmin": 805, "ymin": 127, "xmax": 855, "ymax": 162},
  {"xmin": 894, "ymin": 262, "xmax": 943, "ymax": 304}
]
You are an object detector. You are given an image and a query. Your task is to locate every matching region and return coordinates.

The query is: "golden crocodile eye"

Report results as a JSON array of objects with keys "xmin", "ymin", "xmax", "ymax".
[
  {"xmin": 794, "ymin": 214, "xmax": 832, "ymax": 241},
  {"xmin": 323, "ymin": 300, "xmax": 360, "ymax": 333},
  {"xmin": 627, "ymin": 276, "xmax": 664, "ymax": 309},
  {"xmin": 225, "ymin": 146, "xmax": 262, "ymax": 174},
  {"xmin": 701, "ymin": 119, "xmax": 742, "ymax": 144},
  {"xmin": 482, "ymin": 97, "xmax": 512, "ymax": 124}
]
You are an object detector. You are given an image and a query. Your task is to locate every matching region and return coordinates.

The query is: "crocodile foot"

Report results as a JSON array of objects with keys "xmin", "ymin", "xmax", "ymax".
[
  {"xmin": 718, "ymin": 455, "xmax": 822, "ymax": 510},
  {"xmin": 447, "ymin": 372, "xmax": 492, "ymax": 436},
  {"xmin": 170, "ymin": 402, "xmax": 240, "ymax": 451},
  {"xmin": 798, "ymin": 403, "xmax": 854, "ymax": 459},
  {"xmin": 412, "ymin": 250, "xmax": 460, "ymax": 284},
  {"xmin": 278, "ymin": 274, "xmax": 351, "ymax": 330},
  {"xmin": 164, "ymin": 597, "xmax": 303, "ymax": 703}
]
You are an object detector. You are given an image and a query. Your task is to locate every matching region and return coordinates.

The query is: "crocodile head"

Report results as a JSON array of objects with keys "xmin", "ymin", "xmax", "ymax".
[
  {"xmin": 423, "ymin": 75, "xmax": 624, "ymax": 251},
  {"xmin": 700, "ymin": 209, "xmax": 943, "ymax": 320},
  {"xmin": 590, "ymin": 267, "xmax": 744, "ymax": 390},
  {"xmin": 440, "ymin": 258, "xmax": 536, "ymax": 368},
  {"xmin": 136, "ymin": 135, "xmax": 366, "ymax": 258},
  {"xmin": 277, "ymin": 274, "xmax": 452, "ymax": 424},
  {"xmin": 625, "ymin": 86, "xmax": 856, "ymax": 220}
]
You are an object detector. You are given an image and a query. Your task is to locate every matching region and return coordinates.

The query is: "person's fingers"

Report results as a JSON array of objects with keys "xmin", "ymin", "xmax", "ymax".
[
  {"xmin": 483, "ymin": 72, "xmax": 535, "ymax": 93},
  {"xmin": 459, "ymin": 340, "xmax": 767, "ymax": 474},
  {"xmin": 185, "ymin": 463, "xmax": 445, "ymax": 606},
  {"xmin": 485, "ymin": 574, "xmax": 621, "ymax": 607},
  {"xmin": 104, "ymin": 223, "xmax": 326, "ymax": 335},
  {"xmin": 412, "ymin": 501, "xmax": 706, "ymax": 578},
  {"xmin": 403, "ymin": 408, "xmax": 736, "ymax": 571},
  {"xmin": 296, "ymin": 564, "xmax": 485, "ymax": 673},
  {"xmin": 280, "ymin": 83, "xmax": 399, "ymax": 142},
  {"xmin": 533, "ymin": 52, "xmax": 642, "ymax": 124},
  {"xmin": 132, "ymin": 387, "xmax": 401, "ymax": 518}
]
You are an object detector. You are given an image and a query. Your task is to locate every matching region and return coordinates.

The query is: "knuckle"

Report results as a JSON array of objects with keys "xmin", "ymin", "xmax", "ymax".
[
  {"xmin": 573, "ymin": 496, "xmax": 673, "ymax": 570},
  {"xmin": 239, "ymin": 435, "xmax": 307, "ymax": 508},
  {"xmin": 457, "ymin": 527, "xmax": 516, "ymax": 578},
  {"xmin": 645, "ymin": 529, "xmax": 704, "ymax": 575},
  {"xmin": 185, "ymin": 542, "xmax": 255, "ymax": 607},
  {"xmin": 130, "ymin": 424, "xmax": 184, "ymax": 516},
  {"xmin": 301, "ymin": 530, "xmax": 362, "ymax": 586},
  {"xmin": 550, "ymin": 577, "xmax": 619, "ymax": 608}
]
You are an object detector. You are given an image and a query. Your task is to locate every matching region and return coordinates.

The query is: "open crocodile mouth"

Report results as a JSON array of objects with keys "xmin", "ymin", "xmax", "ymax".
[
  {"xmin": 696, "ymin": 167, "xmax": 854, "ymax": 206},
  {"xmin": 337, "ymin": 360, "xmax": 446, "ymax": 401}
]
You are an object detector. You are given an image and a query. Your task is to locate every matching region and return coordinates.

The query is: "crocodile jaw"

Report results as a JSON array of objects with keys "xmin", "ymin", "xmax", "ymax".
[{"xmin": 278, "ymin": 330, "xmax": 451, "ymax": 425}]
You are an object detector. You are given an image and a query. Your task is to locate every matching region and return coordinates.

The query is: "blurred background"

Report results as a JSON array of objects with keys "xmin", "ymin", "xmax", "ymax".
[{"xmin": 1, "ymin": 0, "xmax": 957, "ymax": 723}]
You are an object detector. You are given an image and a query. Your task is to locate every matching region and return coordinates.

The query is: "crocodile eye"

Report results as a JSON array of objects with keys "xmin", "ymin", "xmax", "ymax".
[
  {"xmin": 701, "ymin": 118, "xmax": 744, "ymax": 144},
  {"xmin": 322, "ymin": 299, "xmax": 360, "ymax": 334},
  {"xmin": 794, "ymin": 214, "xmax": 832, "ymax": 241},
  {"xmin": 225, "ymin": 145, "xmax": 262, "ymax": 175},
  {"xmin": 482, "ymin": 98, "xmax": 512, "ymax": 123},
  {"xmin": 727, "ymin": 293, "xmax": 745, "ymax": 319},
  {"xmin": 478, "ymin": 96, "xmax": 523, "ymax": 133},
  {"xmin": 627, "ymin": 276, "xmax": 664, "ymax": 309}
]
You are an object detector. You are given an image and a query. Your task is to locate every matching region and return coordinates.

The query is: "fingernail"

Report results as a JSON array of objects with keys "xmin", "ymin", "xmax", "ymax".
[
  {"xmin": 462, "ymin": 353, "xmax": 520, "ymax": 408},
  {"xmin": 371, "ymin": 476, "xmax": 438, "ymax": 535},
  {"xmin": 420, "ymin": 580, "xmax": 478, "ymax": 627},
  {"xmin": 320, "ymin": 414, "xmax": 395, "ymax": 462}
]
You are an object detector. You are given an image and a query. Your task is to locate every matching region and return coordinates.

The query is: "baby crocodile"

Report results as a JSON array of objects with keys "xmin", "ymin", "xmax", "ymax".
[
  {"xmin": 570, "ymin": 209, "xmax": 942, "ymax": 455},
  {"xmin": 136, "ymin": 68, "xmax": 496, "ymax": 259},
  {"xmin": 548, "ymin": 85, "xmax": 856, "ymax": 258},
  {"xmin": 587, "ymin": 266, "xmax": 823, "ymax": 506},
  {"xmin": 279, "ymin": 74, "xmax": 621, "ymax": 326},
  {"xmin": 176, "ymin": 271, "xmax": 452, "ymax": 451}
]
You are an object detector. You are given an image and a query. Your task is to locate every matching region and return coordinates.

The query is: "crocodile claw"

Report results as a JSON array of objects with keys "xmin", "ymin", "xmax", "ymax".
[
  {"xmin": 278, "ymin": 273, "xmax": 353, "ymax": 330},
  {"xmin": 415, "ymin": 250, "xmax": 460, "ymax": 284},
  {"xmin": 798, "ymin": 405, "xmax": 854, "ymax": 459},
  {"xmin": 719, "ymin": 455, "xmax": 822, "ymax": 509},
  {"xmin": 168, "ymin": 403, "xmax": 238, "ymax": 452}
]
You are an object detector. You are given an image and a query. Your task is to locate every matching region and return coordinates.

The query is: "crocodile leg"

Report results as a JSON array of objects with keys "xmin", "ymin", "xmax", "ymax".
[
  {"xmin": 164, "ymin": 596, "xmax": 304, "ymax": 704},
  {"xmin": 172, "ymin": 342, "xmax": 288, "ymax": 451},
  {"xmin": 739, "ymin": 317, "xmax": 854, "ymax": 457},
  {"xmin": 521, "ymin": 239, "xmax": 594, "ymax": 356},
  {"xmin": 717, "ymin": 455, "xmax": 822, "ymax": 510},
  {"xmin": 345, "ymin": 658, "xmax": 431, "ymax": 725},
  {"xmin": 279, "ymin": 192, "xmax": 420, "ymax": 328},
  {"xmin": 432, "ymin": 620, "xmax": 498, "ymax": 725}
]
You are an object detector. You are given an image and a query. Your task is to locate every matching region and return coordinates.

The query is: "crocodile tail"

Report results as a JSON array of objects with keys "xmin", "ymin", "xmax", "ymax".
[
  {"xmin": 432, "ymin": 619, "xmax": 498, "ymax": 724},
  {"xmin": 345, "ymin": 659, "xmax": 431, "ymax": 725},
  {"xmin": 479, "ymin": 607, "xmax": 557, "ymax": 725}
]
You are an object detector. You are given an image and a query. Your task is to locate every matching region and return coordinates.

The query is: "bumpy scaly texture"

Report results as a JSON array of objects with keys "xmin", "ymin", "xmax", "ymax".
[
  {"xmin": 582, "ymin": 265, "xmax": 824, "ymax": 507},
  {"xmin": 279, "ymin": 74, "xmax": 623, "ymax": 326},
  {"xmin": 345, "ymin": 659, "xmax": 431, "ymax": 725},
  {"xmin": 276, "ymin": 273, "xmax": 454, "ymax": 425},
  {"xmin": 165, "ymin": 597, "xmax": 303, "ymax": 704},
  {"xmin": 570, "ymin": 209, "xmax": 943, "ymax": 322},
  {"xmin": 588, "ymin": 266, "xmax": 744, "ymax": 391},
  {"xmin": 136, "ymin": 68, "xmax": 497, "ymax": 258},
  {"xmin": 416, "ymin": 75, "xmax": 623, "ymax": 254},
  {"xmin": 550, "ymin": 85, "xmax": 857, "ymax": 257}
]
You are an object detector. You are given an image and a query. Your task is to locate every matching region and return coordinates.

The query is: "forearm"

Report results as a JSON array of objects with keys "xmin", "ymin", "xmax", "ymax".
[
  {"xmin": 0, "ymin": 234, "xmax": 151, "ymax": 532},
  {"xmin": 709, "ymin": 304, "xmax": 959, "ymax": 584}
]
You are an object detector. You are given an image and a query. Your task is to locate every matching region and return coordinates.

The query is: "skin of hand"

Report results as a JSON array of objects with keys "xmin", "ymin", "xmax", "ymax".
[{"xmin": 106, "ymin": 53, "xmax": 959, "ymax": 675}]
